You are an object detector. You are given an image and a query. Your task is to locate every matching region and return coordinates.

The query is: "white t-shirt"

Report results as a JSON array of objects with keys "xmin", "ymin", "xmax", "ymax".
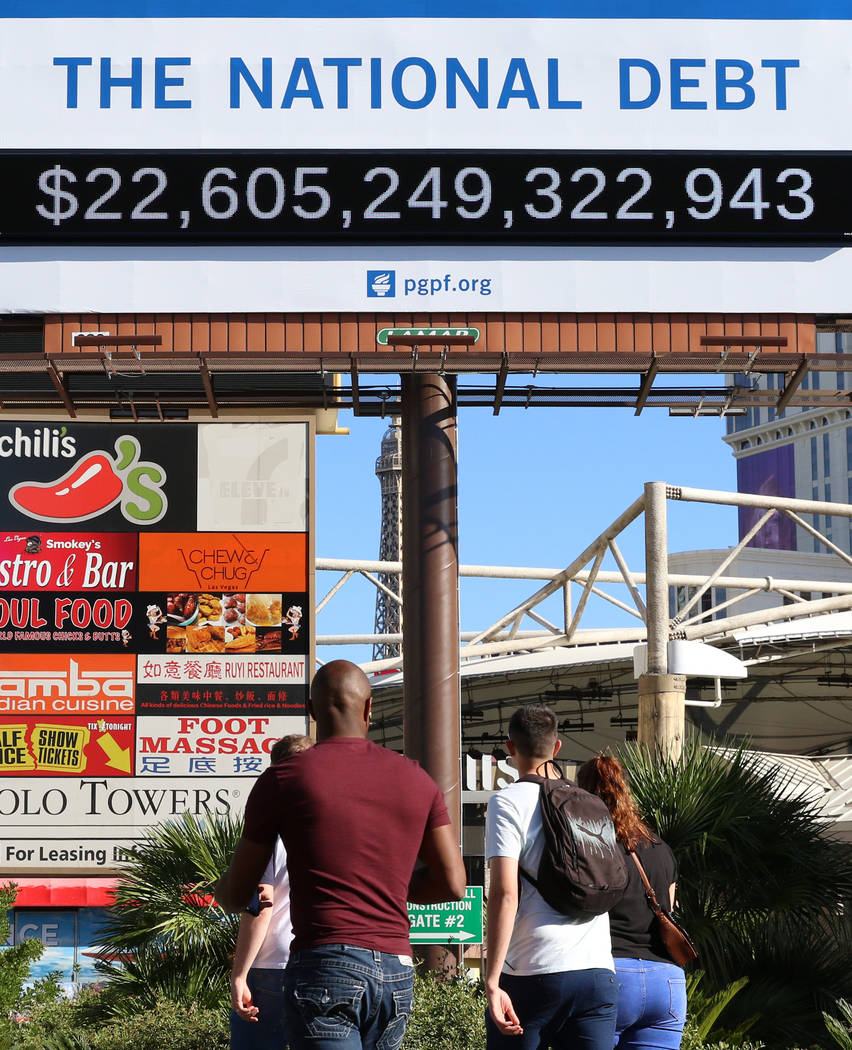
[
  {"xmin": 251, "ymin": 839, "xmax": 293, "ymax": 970},
  {"xmin": 485, "ymin": 781, "xmax": 613, "ymax": 976}
]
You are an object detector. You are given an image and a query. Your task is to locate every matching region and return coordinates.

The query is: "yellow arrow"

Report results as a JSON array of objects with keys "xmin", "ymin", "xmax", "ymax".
[{"xmin": 97, "ymin": 732, "xmax": 132, "ymax": 773}]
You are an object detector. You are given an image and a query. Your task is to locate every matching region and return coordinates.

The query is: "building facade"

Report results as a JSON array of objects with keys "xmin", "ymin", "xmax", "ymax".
[{"xmin": 725, "ymin": 331, "xmax": 852, "ymax": 552}]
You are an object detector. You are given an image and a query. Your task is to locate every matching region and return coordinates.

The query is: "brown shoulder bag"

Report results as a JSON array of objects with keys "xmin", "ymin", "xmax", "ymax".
[{"xmin": 628, "ymin": 850, "xmax": 698, "ymax": 967}]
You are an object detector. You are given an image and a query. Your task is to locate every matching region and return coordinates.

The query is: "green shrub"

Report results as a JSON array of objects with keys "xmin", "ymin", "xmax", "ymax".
[
  {"xmin": 0, "ymin": 884, "xmax": 45, "ymax": 1050},
  {"xmin": 9, "ymin": 993, "xmax": 228, "ymax": 1050},
  {"xmin": 13, "ymin": 969, "xmax": 484, "ymax": 1050},
  {"xmin": 402, "ymin": 972, "xmax": 486, "ymax": 1050}
]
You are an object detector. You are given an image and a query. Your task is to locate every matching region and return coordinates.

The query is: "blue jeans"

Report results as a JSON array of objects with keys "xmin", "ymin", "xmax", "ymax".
[
  {"xmin": 614, "ymin": 958, "xmax": 687, "ymax": 1050},
  {"xmin": 230, "ymin": 967, "xmax": 288, "ymax": 1050},
  {"xmin": 486, "ymin": 968, "xmax": 618, "ymax": 1050},
  {"xmin": 283, "ymin": 945, "xmax": 414, "ymax": 1050}
]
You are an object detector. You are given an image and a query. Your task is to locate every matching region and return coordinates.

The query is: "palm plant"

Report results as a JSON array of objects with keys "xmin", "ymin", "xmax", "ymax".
[
  {"xmin": 824, "ymin": 997, "xmax": 852, "ymax": 1050},
  {"xmin": 622, "ymin": 738, "xmax": 852, "ymax": 1046},
  {"xmin": 92, "ymin": 811, "xmax": 243, "ymax": 1017}
]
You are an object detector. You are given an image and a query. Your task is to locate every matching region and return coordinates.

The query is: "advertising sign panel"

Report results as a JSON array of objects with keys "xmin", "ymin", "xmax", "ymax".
[
  {"xmin": 737, "ymin": 444, "xmax": 797, "ymax": 550},
  {"xmin": 0, "ymin": 420, "xmax": 312, "ymax": 874},
  {"xmin": 0, "ymin": 532, "xmax": 138, "ymax": 591},
  {"xmin": 408, "ymin": 886, "xmax": 484, "ymax": 943},
  {"xmin": 1, "ymin": 776, "xmax": 252, "ymax": 872},
  {"xmin": 3, "ymin": 0, "xmax": 852, "ymax": 310}
]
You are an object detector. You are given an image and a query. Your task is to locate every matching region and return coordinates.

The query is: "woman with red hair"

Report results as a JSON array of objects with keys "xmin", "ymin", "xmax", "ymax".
[{"xmin": 576, "ymin": 755, "xmax": 687, "ymax": 1050}]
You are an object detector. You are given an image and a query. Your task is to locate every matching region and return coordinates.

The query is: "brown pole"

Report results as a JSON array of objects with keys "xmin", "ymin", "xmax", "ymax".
[
  {"xmin": 401, "ymin": 372, "xmax": 462, "ymax": 976},
  {"xmin": 401, "ymin": 373, "xmax": 462, "ymax": 837}
]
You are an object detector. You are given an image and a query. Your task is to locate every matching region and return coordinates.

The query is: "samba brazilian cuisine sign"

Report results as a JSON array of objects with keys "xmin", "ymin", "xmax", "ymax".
[{"xmin": 0, "ymin": 420, "xmax": 312, "ymax": 874}]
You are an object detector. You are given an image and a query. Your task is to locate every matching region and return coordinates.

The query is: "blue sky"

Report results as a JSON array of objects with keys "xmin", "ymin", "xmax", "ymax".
[{"xmin": 315, "ymin": 391, "xmax": 740, "ymax": 660}]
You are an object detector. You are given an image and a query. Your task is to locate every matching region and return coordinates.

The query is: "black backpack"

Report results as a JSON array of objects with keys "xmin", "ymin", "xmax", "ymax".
[{"xmin": 518, "ymin": 771, "xmax": 629, "ymax": 918}]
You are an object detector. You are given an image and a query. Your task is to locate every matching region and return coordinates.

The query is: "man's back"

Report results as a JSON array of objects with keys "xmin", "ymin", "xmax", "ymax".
[
  {"xmin": 485, "ymin": 705, "xmax": 617, "ymax": 1050},
  {"xmin": 216, "ymin": 659, "xmax": 464, "ymax": 1050},
  {"xmin": 243, "ymin": 737, "xmax": 449, "ymax": 955},
  {"xmin": 486, "ymin": 780, "xmax": 611, "ymax": 975}
]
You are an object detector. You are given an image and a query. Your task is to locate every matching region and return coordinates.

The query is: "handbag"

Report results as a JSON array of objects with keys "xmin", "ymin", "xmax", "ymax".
[{"xmin": 628, "ymin": 850, "xmax": 698, "ymax": 967}]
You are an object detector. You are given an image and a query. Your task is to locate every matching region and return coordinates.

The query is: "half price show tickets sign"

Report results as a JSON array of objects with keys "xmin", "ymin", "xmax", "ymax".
[{"xmin": 0, "ymin": 420, "xmax": 311, "ymax": 874}]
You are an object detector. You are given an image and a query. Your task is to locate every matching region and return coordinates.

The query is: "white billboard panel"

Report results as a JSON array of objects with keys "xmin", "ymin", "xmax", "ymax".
[
  {"xmin": 2, "ymin": 0, "xmax": 852, "ymax": 312},
  {"xmin": 0, "ymin": 18, "xmax": 835, "ymax": 151},
  {"xmin": 0, "ymin": 246, "xmax": 849, "ymax": 314},
  {"xmin": 0, "ymin": 776, "xmax": 250, "ymax": 873},
  {"xmin": 135, "ymin": 714, "xmax": 307, "ymax": 776},
  {"xmin": 197, "ymin": 424, "xmax": 307, "ymax": 532}
]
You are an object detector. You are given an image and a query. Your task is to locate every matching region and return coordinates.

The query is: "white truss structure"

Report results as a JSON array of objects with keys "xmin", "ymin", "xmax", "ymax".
[{"xmin": 317, "ymin": 483, "xmax": 852, "ymax": 675}]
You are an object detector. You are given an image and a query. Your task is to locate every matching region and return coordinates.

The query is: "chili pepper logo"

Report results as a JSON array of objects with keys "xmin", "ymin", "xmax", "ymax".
[{"xmin": 8, "ymin": 436, "xmax": 168, "ymax": 525}]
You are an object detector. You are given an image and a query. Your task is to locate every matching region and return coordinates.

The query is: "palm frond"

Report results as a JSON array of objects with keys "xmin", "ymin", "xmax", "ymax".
[
  {"xmin": 90, "ymin": 811, "xmax": 244, "ymax": 1014},
  {"xmin": 620, "ymin": 737, "xmax": 852, "ymax": 1044}
]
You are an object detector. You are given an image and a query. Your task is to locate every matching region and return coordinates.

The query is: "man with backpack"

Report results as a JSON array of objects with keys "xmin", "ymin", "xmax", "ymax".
[{"xmin": 485, "ymin": 704, "xmax": 622, "ymax": 1050}]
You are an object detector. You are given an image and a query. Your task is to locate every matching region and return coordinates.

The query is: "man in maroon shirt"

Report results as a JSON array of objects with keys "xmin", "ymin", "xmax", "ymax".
[{"xmin": 216, "ymin": 659, "xmax": 466, "ymax": 1050}]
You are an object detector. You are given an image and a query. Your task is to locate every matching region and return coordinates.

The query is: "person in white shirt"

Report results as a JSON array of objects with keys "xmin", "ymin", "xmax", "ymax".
[
  {"xmin": 229, "ymin": 734, "xmax": 312, "ymax": 1050},
  {"xmin": 485, "ymin": 705, "xmax": 618, "ymax": 1050}
]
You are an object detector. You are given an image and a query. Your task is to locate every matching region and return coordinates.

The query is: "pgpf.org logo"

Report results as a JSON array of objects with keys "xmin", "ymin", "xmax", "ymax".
[{"xmin": 367, "ymin": 270, "xmax": 395, "ymax": 298}]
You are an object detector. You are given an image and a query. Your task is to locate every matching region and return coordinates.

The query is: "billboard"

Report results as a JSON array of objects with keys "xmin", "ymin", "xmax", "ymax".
[
  {"xmin": 0, "ymin": 420, "xmax": 312, "ymax": 874},
  {"xmin": 2, "ymin": 0, "xmax": 852, "ymax": 311},
  {"xmin": 737, "ymin": 444, "xmax": 797, "ymax": 550}
]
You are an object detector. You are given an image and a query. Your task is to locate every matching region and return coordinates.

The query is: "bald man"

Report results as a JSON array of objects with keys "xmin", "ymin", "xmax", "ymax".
[{"xmin": 216, "ymin": 660, "xmax": 466, "ymax": 1050}]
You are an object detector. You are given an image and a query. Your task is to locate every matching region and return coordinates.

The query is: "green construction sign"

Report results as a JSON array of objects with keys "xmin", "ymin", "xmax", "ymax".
[
  {"xmin": 375, "ymin": 327, "xmax": 480, "ymax": 346},
  {"xmin": 408, "ymin": 885, "xmax": 484, "ymax": 944}
]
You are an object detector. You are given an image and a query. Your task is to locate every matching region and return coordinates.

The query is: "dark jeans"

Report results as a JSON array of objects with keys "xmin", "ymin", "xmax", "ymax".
[
  {"xmin": 486, "ymin": 968, "xmax": 618, "ymax": 1050},
  {"xmin": 283, "ymin": 945, "xmax": 414, "ymax": 1050},
  {"xmin": 614, "ymin": 959, "xmax": 687, "ymax": 1050},
  {"xmin": 229, "ymin": 967, "xmax": 288, "ymax": 1050}
]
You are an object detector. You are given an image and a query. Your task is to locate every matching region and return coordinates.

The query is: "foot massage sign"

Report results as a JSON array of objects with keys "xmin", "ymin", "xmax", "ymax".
[{"xmin": 0, "ymin": 420, "xmax": 313, "ymax": 875}]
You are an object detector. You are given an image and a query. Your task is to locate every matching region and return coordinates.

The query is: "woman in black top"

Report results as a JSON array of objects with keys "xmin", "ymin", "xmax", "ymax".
[{"xmin": 577, "ymin": 755, "xmax": 687, "ymax": 1050}]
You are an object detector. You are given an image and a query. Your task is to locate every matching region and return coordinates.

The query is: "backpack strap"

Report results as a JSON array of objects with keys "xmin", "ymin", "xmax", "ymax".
[
  {"xmin": 516, "ymin": 775, "xmax": 543, "ymax": 890},
  {"xmin": 516, "ymin": 766, "xmax": 569, "ymax": 890},
  {"xmin": 517, "ymin": 759, "xmax": 566, "ymax": 785}
]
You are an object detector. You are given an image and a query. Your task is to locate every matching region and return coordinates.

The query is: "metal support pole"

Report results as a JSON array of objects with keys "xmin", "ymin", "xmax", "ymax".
[
  {"xmin": 401, "ymin": 373, "xmax": 462, "ymax": 977},
  {"xmin": 639, "ymin": 481, "xmax": 685, "ymax": 761},
  {"xmin": 401, "ymin": 373, "xmax": 462, "ymax": 836}
]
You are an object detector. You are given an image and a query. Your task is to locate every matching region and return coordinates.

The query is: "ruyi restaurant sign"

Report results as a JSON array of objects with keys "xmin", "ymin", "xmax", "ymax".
[{"xmin": 0, "ymin": 421, "xmax": 312, "ymax": 875}]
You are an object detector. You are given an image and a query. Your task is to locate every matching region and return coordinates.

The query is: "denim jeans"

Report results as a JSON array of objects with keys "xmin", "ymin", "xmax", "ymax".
[
  {"xmin": 614, "ymin": 958, "xmax": 687, "ymax": 1050},
  {"xmin": 229, "ymin": 967, "xmax": 288, "ymax": 1050},
  {"xmin": 283, "ymin": 945, "xmax": 414, "ymax": 1050},
  {"xmin": 486, "ymin": 968, "xmax": 618, "ymax": 1050}
]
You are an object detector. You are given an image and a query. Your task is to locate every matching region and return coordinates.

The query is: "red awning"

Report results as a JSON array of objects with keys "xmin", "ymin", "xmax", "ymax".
[{"xmin": 10, "ymin": 879, "xmax": 118, "ymax": 907}]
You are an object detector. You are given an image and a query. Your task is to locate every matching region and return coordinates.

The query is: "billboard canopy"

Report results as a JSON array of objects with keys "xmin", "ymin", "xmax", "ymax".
[{"xmin": 0, "ymin": 311, "xmax": 843, "ymax": 419}]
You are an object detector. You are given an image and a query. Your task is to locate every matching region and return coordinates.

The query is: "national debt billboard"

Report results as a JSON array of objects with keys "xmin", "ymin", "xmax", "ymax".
[
  {"xmin": 0, "ymin": 421, "xmax": 311, "ymax": 874},
  {"xmin": 1, "ymin": 0, "xmax": 852, "ymax": 312}
]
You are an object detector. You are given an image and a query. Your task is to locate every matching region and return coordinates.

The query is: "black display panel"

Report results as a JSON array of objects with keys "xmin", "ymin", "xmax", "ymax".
[{"xmin": 1, "ymin": 150, "xmax": 848, "ymax": 245}]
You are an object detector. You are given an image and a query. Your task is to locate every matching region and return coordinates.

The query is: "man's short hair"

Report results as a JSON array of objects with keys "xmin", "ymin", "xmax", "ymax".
[
  {"xmin": 508, "ymin": 704, "xmax": 558, "ymax": 759},
  {"xmin": 270, "ymin": 734, "xmax": 312, "ymax": 764}
]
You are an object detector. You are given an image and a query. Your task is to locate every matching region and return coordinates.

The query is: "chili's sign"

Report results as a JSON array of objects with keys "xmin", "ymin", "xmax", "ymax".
[{"xmin": 0, "ymin": 424, "xmax": 197, "ymax": 533}]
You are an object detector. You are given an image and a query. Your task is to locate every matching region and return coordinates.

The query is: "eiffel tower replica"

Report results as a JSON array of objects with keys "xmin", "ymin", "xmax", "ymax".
[{"xmin": 373, "ymin": 418, "xmax": 402, "ymax": 660}]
